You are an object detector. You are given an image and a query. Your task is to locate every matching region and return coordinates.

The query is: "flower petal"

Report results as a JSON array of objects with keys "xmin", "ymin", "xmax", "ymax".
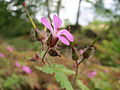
[
  {"xmin": 53, "ymin": 15, "xmax": 62, "ymax": 31},
  {"xmin": 0, "ymin": 53, "xmax": 5, "ymax": 58},
  {"xmin": 41, "ymin": 17, "xmax": 53, "ymax": 32},
  {"xmin": 15, "ymin": 61, "xmax": 21, "ymax": 68},
  {"xmin": 22, "ymin": 66, "xmax": 32, "ymax": 74},
  {"xmin": 57, "ymin": 29, "xmax": 74, "ymax": 42},
  {"xmin": 58, "ymin": 35, "xmax": 70, "ymax": 45}
]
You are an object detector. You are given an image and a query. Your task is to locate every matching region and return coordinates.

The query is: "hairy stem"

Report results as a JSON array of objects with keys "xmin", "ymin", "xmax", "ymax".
[
  {"xmin": 73, "ymin": 57, "xmax": 85, "ymax": 88},
  {"xmin": 41, "ymin": 47, "xmax": 50, "ymax": 65},
  {"xmin": 73, "ymin": 61, "xmax": 79, "ymax": 88},
  {"xmin": 23, "ymin": 4, "xmax": 37, "ymax": 30}
]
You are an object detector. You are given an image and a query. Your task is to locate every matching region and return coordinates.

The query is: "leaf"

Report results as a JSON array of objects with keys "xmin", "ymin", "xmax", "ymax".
[
  {"xmin": 3, "ymin": 74, "xmax": 21, "ymax": 88},
  {"xmin": 55, "ymin": 72, "xmax": 73, "ymax": 90},
  {"xmin": 35, "ymin": 64, "xmax": 74, "ymax": 90},
  {"xmin": 35, "ymin": 64, "xmax": 75, "ymax": 75},
  {"xmin": 35, "ymin": 65, "xmax": 55, "ymax": 74},
  {"xmin": 77, "ymin": 80, "xmax": 90, "ymax": 90},
  {"xmin": 53, "ymin": 64, "xmax": 75, "ymax": 75}
]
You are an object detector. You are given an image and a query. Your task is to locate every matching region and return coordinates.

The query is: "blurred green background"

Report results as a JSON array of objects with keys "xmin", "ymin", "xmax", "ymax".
[{"xmin": 0, "ymin": 0, "xmax": 120, "ymax": 90}]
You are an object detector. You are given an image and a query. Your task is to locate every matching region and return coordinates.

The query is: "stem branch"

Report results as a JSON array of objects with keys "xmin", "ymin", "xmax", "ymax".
[
  {"xmin": 78, "ymin": 57, "xmax": 85, "ymax": 65},
  {"xmin": 72, "ymin": 57, "xmax": 85, "ymax": 88},
  {"xmin": 41, "ymin": 47, "xmax": 50, "ymax": 65}
]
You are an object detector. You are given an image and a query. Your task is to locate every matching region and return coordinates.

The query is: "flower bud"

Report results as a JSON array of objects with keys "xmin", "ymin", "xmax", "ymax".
[
  {"xmin": 35, "ymin": 29, "xmax": 47, "ymax": 42},
  {"xmin": 48, "ymin": 49, "xmax": 61, "ymax": 57},
  {"xmin": 72, "ymin": 47, "xmax": 79, "ymax": 61}
]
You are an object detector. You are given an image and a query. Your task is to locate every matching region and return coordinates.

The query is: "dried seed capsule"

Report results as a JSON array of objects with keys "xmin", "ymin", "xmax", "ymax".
[
  {"xmin": 29, "ymin": 53, "xmax": 41, "ymax": 62},
  {"xmin": 82, "ymin": 46, "xmax": 95, "ymax": 59},
  {"xmin": 48, "ymin": 49, "xmax": 61, "ymax": 57}
]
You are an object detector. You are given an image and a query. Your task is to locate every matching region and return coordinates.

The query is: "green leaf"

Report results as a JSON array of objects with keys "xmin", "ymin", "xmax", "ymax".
[
  {"xmin": 35, "ymin": 65, "xmax": 55, "ymax": 74},
  {"xmin": 53, "ymin": 64, "xmax": 75, "ymax": 75},
  {"xmin": 3, "ymin": 74, "xmax": 21, "ymax": 88},
  {"xmin": 35, "ymin": 64, "xmax": 74, "ymax": 90},
  {"xmin": 55, "ymin": 72, "xmax": 73, "ymax": 90},
  {"xmin": 77, "ymin": 80, "xmax": 90, "ymax": 90},
  {"xmin": 35, "ymin": 64, "xmax": 75, "ymax": 75}
]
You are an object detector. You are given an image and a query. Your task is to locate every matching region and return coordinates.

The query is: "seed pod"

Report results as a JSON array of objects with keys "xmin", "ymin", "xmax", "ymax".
[
  {"xmin": 29, "ymin": 53, "xmax": 41, "ymax": 62},
  {"xmin": 72, "ymin": 47, "xmax": 79, "ymax": 61},
  {"xmin": 48, "ymin": 49, "xmax": 61, "ymax": 57},
  {"xmin": 82, "ymin": 46, "xmax": 95, "ymax": 59}
]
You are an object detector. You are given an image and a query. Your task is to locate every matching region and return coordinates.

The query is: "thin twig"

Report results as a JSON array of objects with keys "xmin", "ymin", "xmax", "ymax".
[
  {"xmin": 46, "ymin": 57, "xmax": 51, "ymax": 67},
  {"xmin": 23, "ymin": 5, "xmax": 37, "ymax": 30},
  {"xmin": 41, "ymin": 47, "xmax": 50, "ymax": 65},
  {"xmin": 78, "ymin": 57, "xmax": 85, "ymax": 65}
]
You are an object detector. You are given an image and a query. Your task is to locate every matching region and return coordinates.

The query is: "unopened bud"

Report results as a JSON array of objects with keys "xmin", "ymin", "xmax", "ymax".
[
  {"xmin": 48, "ymin": 49, "xmax": 61, "ymax": 57},
  {"xmin": 72, "ymin": 47, "xmax": 79, "ymax": 61},
  {"xmin": 35, "ymin": 29, "xmax": 47, "ymax": 42}
]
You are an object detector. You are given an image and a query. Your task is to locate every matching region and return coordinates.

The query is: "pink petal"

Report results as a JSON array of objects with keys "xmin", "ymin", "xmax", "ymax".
[
  {"xmin": 0, "ymin": 53, "xmax": 5, "ymax": 58},
  {"xmin": 22, "ymin": 66, "xmax": 32, "ymax": 74},
  {"xmin": 104, "ymin": 69, "xmax": 109, "ymax": 73},
  {"xmin": 7, "ymin": 46, "xmax": 14, "ymax": 52},
  {"xmin": 87, "ymin": 71, "xmax": 97, "ymax": 78},
  {"xmin": 15, "ymin": 61, "xmax": 21, "ymax": 68},
  {"xmin": 53, "ymin": 15, "xmax": 62, "ymax": 31},
  {"xmin": 57, "ymin": 35, "xmax": 70, "ymax": 45},
  {"xmin": 79, "ymin": 49, "xmax": 84, "ymax": 55},
  {"xmin": 57, "ymin": 29, "xmax": 74, "ymax": 42},
  {"xmin": 41, "ymin": 17, "xmax": 53, "ymax": 32},
  {"xmin": 91, "ymin": 71, "xmax": 97, "ymax": 76}
]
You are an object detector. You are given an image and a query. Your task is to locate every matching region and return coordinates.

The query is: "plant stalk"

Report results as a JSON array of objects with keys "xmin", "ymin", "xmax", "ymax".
[
  {"xmin": 73, "ymin": 61, "xmax": 79, "ymax": 88},
  {"xmin": 41, "ymin": 47, "xmax": 50, "ymax": 65}
]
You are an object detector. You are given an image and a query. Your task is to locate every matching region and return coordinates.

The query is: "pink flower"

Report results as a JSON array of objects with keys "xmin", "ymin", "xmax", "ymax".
[
  {"xmin": 22, "ymin": 66, "xmax": 32, "ymax": 74},
  {"xmin": 0, "ymin": 53, "xmax": 5, "ymax": 58},
  {"xmin": 7, "ymin": 46, "xmax": 14, "ymax": 52},
  {"xmin": 87, "ymin": 71, "xmax": 97, "ymax": 78},
  {"xmin": 41, "ymin": 15, "xmax": 74, "ymax": 46},
  {"xmin": 15, "ymin": 61, "xmax": 21, "ymax": 68}
]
